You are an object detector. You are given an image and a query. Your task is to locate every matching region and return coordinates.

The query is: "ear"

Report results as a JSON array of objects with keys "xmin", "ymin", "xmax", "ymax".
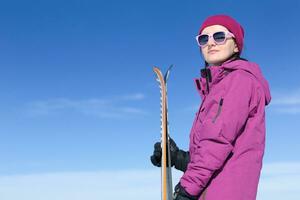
[{"xmin": 233, "ymin": 43, "xmax": 239, "ymax": 53}]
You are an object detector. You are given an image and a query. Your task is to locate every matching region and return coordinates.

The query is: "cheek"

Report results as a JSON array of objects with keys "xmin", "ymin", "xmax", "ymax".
[
  {"xmin": 221, "ymin": 48, "xmax": 232, "ymax": 57},
  {"xmin": 224, "ymin": 41, "xmax": 236, "ymax": 54},
  {"xmin": 218, "ymin": 45, "xmax": 234, "ymax": 58},
  {"xmin": 201, "ymin": 47, "xmax": 209, "ymax": 57}
]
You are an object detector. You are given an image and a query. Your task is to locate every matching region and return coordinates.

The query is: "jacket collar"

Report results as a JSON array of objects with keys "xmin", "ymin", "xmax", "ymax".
[{"xmin": 194, "ymin": 59, "xmax": 235, "ymax": 98}]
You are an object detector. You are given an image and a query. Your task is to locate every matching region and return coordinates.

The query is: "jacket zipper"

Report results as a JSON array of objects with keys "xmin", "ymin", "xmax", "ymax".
[
  {"xmin": 212, "ymin": 98, "xmax": 223, "ymax": 123},
  {"xmin": 200, "ymin": 188, "xmax": 207, "ymax": 200},
  {"xmin": 195, "ymin": 96, "xmax": 206, "ymax": 122}
]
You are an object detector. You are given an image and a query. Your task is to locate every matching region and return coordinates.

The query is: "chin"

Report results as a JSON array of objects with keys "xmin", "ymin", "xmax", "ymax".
[{"xmin": 207, "ymin": 55, "xmax": 228, "ymax": 65}]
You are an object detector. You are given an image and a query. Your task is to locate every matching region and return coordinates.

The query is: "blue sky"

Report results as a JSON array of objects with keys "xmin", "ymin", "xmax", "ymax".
[{"xmin": 0, "ymin": 0, "xmax": 299, "ymax": 199}]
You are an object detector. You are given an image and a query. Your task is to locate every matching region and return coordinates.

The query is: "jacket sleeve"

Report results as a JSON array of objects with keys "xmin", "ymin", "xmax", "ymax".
[{"xmin": 180, "ymin": 71, "xmax": 254, "ymax": 196}]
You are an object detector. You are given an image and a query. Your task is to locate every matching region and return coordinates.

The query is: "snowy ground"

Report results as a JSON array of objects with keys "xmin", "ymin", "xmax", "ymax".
[{"xmin": 0, "ymin": 161, "xmax": 299, "ymax": 200}]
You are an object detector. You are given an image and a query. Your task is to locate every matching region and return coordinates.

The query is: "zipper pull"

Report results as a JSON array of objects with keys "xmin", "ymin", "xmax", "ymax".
[{"xmin": 212, "ymin": 98, "xmax": 224, "ymax": 123}]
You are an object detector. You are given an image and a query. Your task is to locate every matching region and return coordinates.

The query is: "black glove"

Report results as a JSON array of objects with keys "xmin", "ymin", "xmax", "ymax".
[
  {"xmin": 150, "ymin": 137, "xmax": 190, "ymax": 172},
  {"xmin": 173, "ymin": 183, "xmax": 199, "ymax": 200}
]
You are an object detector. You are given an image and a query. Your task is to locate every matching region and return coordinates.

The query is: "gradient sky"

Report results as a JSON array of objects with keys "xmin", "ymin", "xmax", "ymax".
[{"xmin": 0, "ymin": 0, "xmax": 299, "ymax": 199}]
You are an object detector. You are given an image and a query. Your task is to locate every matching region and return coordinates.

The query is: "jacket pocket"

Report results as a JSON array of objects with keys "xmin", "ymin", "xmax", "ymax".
[{"xmin": 212, "ymin": 98, "xmax": 223, "ymax": 123}]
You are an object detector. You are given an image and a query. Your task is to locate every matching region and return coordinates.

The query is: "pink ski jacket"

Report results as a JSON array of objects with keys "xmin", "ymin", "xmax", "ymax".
[{"xmin": 180, "ymin": 59, "xmax": 271, "ymax": 200}]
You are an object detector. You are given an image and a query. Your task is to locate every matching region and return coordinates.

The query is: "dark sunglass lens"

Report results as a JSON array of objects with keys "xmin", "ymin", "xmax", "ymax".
[
  {"xmin": 198, "ymin": 35, "xmax": 209, "ymax": 45},
  {"xmin": 213, "ymin": 32, "xmax": 226, "ymax": 43}
]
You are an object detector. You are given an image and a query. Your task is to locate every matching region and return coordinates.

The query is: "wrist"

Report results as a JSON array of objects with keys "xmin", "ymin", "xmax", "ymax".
[{"xmin": 173, "ymin": 183, "xmax": 198, "ymax": 200}]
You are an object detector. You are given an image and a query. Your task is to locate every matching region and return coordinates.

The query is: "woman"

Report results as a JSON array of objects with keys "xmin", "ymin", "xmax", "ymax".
[{"xmin": 151, "ymin": 14, "xmax": 271, "ymax": 200}]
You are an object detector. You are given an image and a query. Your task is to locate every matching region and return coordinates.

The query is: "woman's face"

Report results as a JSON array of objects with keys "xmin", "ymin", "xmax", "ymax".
[{"xmin": 200, "ymin": 25, "xmax": 239, "ymax": 66}]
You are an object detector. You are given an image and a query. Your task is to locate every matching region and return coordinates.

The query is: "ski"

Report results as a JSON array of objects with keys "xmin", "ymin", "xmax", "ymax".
[{"xmin": 153, "ymin": 65, "xmax": 174, "ymax": 200}]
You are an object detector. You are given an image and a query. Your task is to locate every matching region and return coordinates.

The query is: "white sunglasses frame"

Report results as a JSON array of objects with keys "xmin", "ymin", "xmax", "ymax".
[{"xmin": 195, "ymin": 31, "xmax": 235, "ymax": 47}]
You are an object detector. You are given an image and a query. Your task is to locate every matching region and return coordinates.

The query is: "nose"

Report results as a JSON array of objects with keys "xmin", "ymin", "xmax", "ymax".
[{"xmin": 207, "ymin": 36, "xmax": 216, "ymax": 46}]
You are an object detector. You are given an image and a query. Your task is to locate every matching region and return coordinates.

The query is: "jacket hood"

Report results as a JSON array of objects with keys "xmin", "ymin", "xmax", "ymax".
[{"xmin": 221, "ymin": 59, "xmax": 272, "ymax": 105}]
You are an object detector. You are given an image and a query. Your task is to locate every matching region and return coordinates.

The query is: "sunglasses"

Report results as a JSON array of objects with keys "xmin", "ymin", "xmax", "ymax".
[{"xmin": 195, "ymin": 31, "xmax": 235, "ymax": 47}]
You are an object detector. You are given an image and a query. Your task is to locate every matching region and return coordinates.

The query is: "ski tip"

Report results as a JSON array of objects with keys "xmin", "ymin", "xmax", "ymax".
[
  {"xmin": 153, "ymin": 66, "xmax": 160, "ymax": 71},
  {"xmin": 164, "ymin": 64, "xmax": 174, "ymax": 82}
]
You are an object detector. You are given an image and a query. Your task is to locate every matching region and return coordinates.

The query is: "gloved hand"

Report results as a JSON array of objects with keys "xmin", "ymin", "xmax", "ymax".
[
  {"xmin": 173, "ymin": 183, "xmax": 199, "ymax": 200},
  {"xmin": 150, "ymin": 137, "xmax": 190, "ymax": 172}
]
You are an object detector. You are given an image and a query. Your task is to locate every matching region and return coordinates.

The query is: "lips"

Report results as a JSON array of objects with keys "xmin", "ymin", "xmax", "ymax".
[{"xmin": 208, "ymin": 50, "xmax": 219, "ymax": 54}]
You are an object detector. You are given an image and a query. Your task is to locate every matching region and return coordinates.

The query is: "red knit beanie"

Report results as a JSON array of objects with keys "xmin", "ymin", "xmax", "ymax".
[{"xmin": 199, "ymin": 14, "xmax": 244, "ymax": 53}]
